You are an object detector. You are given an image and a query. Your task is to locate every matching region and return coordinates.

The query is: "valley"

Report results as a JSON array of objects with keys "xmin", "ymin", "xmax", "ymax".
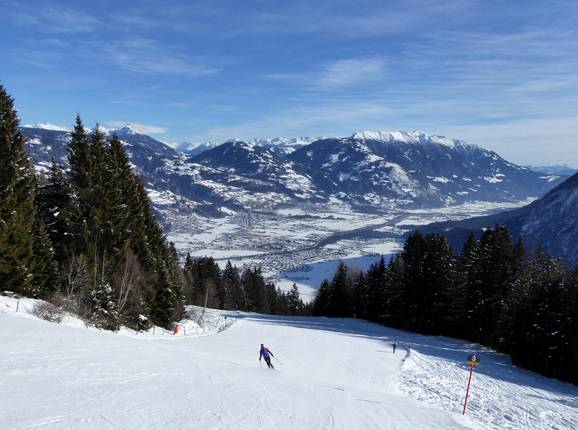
[{"xmin": 166, "ymin": 199, "xmax": 532, "ymax": 300}]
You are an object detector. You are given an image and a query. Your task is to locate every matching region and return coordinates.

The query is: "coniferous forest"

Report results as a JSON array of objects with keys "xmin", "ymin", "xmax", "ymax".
[
  {"xmin": 0, "ymin": 86, "xmax": 305, "ymax": 330},
  {"xmin": 313, "ymin": 227, "xmax": 578, "ymax": 385}
]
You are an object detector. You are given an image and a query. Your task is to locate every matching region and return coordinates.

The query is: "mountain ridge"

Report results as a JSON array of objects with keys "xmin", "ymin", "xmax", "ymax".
[{"xmin": 21, "ymin": 124, "xmax": 566, "ymax": 227}]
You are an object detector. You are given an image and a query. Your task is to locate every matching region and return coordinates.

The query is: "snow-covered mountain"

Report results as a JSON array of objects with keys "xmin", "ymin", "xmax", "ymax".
[
  {"xmin": 174, "ymin": 141, "xmax": 220, "ymax": 157},
  {"xmin": 287, "ymin": 131, "xmax": 561, "ymax": 208},
  {"xmin": 189, "ymin": 140, "xmax": 320, "ymax": 200},
  {"xmin": 429, "ymin": 171, "xmax": 578, "ymax": 265},
  {"xmin": 21, "ymin": 125, "xmax": 565, "ymax": 226},
  {"xmin": 178, "ymin": 136, "xmax": 320, "ymax": 157},
  {"xmin": 249, "ymin": 136, "xmax": 320, "ymax": 155}
]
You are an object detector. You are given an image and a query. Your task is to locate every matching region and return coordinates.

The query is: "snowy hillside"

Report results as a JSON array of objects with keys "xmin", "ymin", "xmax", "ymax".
[
  {"xmin": 429, "ymin": 171, "xmax": 578, "ymax": 265},
  {"xmin": 2, "ymin": 295, "xmax": 577, "ymax": 429}
]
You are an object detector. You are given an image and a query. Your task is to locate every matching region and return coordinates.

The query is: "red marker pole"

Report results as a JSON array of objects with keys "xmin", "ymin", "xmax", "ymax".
[{"xmin": 462, "ymin": 365, "xmax": 474, "ymax": 415}]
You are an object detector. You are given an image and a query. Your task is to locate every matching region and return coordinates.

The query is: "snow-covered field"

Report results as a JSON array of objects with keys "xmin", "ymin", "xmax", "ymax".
[{"xmin": 2, "ymin": 295, "xmax": 577, "ymax": 430}]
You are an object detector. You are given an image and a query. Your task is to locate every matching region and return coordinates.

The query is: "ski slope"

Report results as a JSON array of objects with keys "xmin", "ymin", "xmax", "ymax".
[{"xmin": 2, "ymin": 297, "xmax": 578, "ymax": 430}]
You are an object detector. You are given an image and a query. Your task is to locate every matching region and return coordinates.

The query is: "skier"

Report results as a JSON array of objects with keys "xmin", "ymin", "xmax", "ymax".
[
  {"xmin": 259, "ymin": 343, "xmax": 274, "ymax": 369},
  {"xmin": 392, "ymin": 342, "xmax": 397, "ymax": 354}
]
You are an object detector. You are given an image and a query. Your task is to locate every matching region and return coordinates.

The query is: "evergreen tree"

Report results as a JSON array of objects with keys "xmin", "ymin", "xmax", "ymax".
[
  {"xmin": 150, "ymin": 265, "xmax": 174, "ymax": 328},
  {"xmin": 103, "ymin": 134, "xmax": 132, "ymax": 253},
  {"xmin": 36, "ymin": 159, "xmax": 74, "ymax": 265},
  {"xmin": 86, "ymin": 125, "xmax": 109, "ymax": 248},
  {"xmin": 400, "ymin": 231, "xmax": 426, "ymax": 329},
  {"xmin": 313, "ymin": 279, "xmax": 331, "ymax": 316},
  {"xmin": 473, "ymin": 226, "xmax": 518, "ymax": 346},
  {"xmin": 509, "ymin": 253, "xmax": 566, "ymax": 377},
  {"xmin": 31, "ymin": 214, "xmax": 58, "ymax": 298},
  {"xmin": 417, "ymin": 234, "xmax": 454, "ymax": 334},
  {"xmin": 242, "ymin": 266, "xmax": 269, "ymax": 313},
  {"xmin": 222, "ymin": 260, "xmax": 243, "ymax": 310},
  {"xmin": 0, "ymin": 85, "xmax": 37, "ymax": 295},
  {"xmin": 287, "ymin": 284, "xmax": 302, "ymax": 315},
  {"xmin": 327, "ymin": 262, "xmax": 352, "ymax": 317},
  {"xmin": 365, "ymin": 257, "xmax": 387, "ymax": 322},
  {"xmin": 453, "ymin": 232, "xmax": 480, "ymax": 338},
  {"xmin": 351, "ymin": 271, "xmax": 366, "ymax": 319},
  {"xmin": 382, "ymin": 255, "xmax": 406, "ymax": 327},
  {"xmin": 67, "ymin": 115, "xmax": 91, "ymax": 254}
]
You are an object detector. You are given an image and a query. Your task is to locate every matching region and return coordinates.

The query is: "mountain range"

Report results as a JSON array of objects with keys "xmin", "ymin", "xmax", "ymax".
[{"xmin": 22, "ymin": 124, "xmax": 565, "ymax": 226}]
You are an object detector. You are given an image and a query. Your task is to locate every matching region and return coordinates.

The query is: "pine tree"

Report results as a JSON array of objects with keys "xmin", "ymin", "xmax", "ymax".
[
  {"xmin": 150, "ymin": 265, "xmax": 174, "ymax": 328},
  {"xmin": 400, "ymin": 231, "xmax": 426, "ymax": 329},
  {"xmin": 473, "ymin": 226, "xmax": 518, "ymax": 346},
  {"xmin": 453, "ymin": 232, "xmax": 480, "ymax": 338},
  {"xmin": 36, "ymin": 159, "xmax": 74, "ymax": 265},
  {"xmin": 365, "ymin": 257, "xmax": 387, "ymax": 322},
  {"xmin": 222, "ymin": 260, "xmax": 243, "ymax": 310},
  {"xmin": 351, "ymin": 271, "xmax": 366, "ymax": 319},
  {"xmin": 67, "ymin": 115, "xmax": 91, "ymax": 254},
  {"xmin": 417, "ymin": 234, "xmax": 455, "ymax": 334},
  {"xmin": 313, "ymin": 279, "xmax": 331, "ymax": 316},
  {"xmin": 0, "ymin": 85, "xmax": 37, "ymax": 295},
  {"xmin": 242, "ymin": 266, "xmax": 269, "ymax": 313},
  {"xmin": 382, "ymin": 255, "xmax": 406, "ymax": 327},
  {"xmin": 327, "ymin": 261, "xmax": 352, "ymax": 317},
  {"xmin": 86, "ymin": 125, "xmax": 109, "ymax": 248},
  {"xmin": 287, "ymin": 284, "xmax": 302, "ymax": 315},
  {"xmin": 103, "ymin": 134, "xmax": 132, "ymax": 253},
  {"xmin": 31, "ymin": 214, "xmax": 58, "ymax": 298}
]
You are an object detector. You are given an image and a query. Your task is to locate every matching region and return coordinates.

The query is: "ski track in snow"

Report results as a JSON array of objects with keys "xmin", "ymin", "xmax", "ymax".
[{"xmin": 2, "ymin": 297, "xmax": 578, "ymax": 429}]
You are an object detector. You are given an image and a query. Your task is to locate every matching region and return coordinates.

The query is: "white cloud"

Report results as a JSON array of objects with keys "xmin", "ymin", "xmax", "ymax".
[
  {"xmin": 317, "ymin": 58, "xmax": 387, "ymax": 87},
  {"xmin": 23, "ymin": 123, "xmax": 70, "ymax": 132}
]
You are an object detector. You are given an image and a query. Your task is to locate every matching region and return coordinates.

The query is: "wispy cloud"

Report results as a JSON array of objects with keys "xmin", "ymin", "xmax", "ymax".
[
  {"xmin": 104, "ymin": 38, "xmax": 219, "ymax": 77},
  {"xmin": 4, "ymin": 2, "xmax": 101, "ymax": 33},
  {"xmin": 266, "ymin": 58, "xmax": 387, "ymax": 89},
  {"xmin": 317, "ymin": 58, "xmax": 387, "ymax": 87}
]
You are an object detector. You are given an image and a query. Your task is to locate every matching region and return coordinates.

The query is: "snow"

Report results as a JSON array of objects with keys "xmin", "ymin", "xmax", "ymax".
[
  {"xmin": 429, "ymin": 176, "xmax": 451, "ymax": 184},
  {"xmin": 483, "ymin": 175, "xmax": 505, "ymax": 184},
  {"xmin": 3, "ymin": 295, "xmax": 578, "ymax": 429},
  {"xmin": 352, "ymin": 130, "xmax": 465, "ymax": 147},
  {"xmin": 540, "ymin": 175, "xmax": 561, "ymax": 183}
]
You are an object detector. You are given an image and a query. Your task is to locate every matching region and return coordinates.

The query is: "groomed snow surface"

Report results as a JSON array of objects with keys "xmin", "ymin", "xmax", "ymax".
[{"xmin": 2, "ymin": 296, "xmax": 578, "ymax": 430}]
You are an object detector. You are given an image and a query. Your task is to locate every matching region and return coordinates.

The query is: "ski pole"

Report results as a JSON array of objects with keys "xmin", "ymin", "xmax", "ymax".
[{"xmin": 273, "ymin": 356, "xmax": 283, "ymax": 365}]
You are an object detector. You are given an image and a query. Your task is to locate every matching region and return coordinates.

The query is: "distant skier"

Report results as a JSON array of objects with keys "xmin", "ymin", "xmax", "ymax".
[
  {"xmin": 392, "ymin": 342, "xmax": 397, "ymax": 354},
  {"xmin": 259, "ymin": 343, "xmax": 274, "ymax": 369}
]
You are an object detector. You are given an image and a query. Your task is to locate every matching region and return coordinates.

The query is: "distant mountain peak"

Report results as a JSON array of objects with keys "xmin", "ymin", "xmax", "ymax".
[
  {"xmin": 114, "ymin": 124, "xmax": 141, "ymax": 135},
  {"xmin": 351, "ymin": 130, "xmax": 464, "ymax": 147}
]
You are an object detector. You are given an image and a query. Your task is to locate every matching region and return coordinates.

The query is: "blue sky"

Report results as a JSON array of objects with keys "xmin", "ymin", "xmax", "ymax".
[{"xmin": 1, "ymin": 0, "xmax": 577, "ymax": 165}]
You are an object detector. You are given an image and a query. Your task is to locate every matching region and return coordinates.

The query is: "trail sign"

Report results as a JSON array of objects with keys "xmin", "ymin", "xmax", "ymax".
[
  {"xmin": 467, "ymin": 352, "xmax": 480, "ymax": 367},
  {"xmin": 463, "ymin": 352, "xmax": 480, "ymax": 415}
]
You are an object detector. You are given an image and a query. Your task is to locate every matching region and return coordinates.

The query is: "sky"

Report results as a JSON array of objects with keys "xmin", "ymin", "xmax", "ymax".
[{"xmin": 1, "ymin": 0, "xmax": 577, "ymax": 165}]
